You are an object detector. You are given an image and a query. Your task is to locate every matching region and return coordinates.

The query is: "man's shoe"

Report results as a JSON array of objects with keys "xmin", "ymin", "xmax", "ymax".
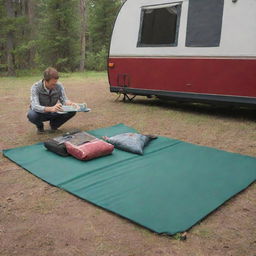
[
  {"xmin": 37, "ymin": 127, "xmax": 45, "ymax": 134},
  {"xmin": 49, "ymin": 126, "xmax": 61, "ymax": 133}
]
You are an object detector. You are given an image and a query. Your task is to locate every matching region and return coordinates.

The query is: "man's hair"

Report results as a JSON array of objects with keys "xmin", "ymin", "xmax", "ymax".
[{"xmin": 43, "ymin": 67, "xmax": 59, "ymax": 81}]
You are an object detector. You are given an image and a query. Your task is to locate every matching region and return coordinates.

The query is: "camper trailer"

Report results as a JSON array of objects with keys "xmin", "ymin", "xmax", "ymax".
[{"xmin": 108, "ymin": 0, "xmax": 256, "ymax": 106}]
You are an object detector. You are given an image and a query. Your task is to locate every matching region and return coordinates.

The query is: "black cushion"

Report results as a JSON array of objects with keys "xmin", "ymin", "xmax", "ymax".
[{"xmin": 44, "ymin": 130, "xmax": 96, "ymax": 156}]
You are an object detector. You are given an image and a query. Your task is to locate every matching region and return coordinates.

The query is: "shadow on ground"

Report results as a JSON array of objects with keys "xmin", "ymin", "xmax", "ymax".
[{"xmin": 122, "ymin": 97, "xmax": 256, "ymax": 121}]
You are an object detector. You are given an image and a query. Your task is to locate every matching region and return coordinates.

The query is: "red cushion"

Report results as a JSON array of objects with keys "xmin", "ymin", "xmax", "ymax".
[{"xmin": 65, "ymin": 139, "xmax": 114, "ymax": 160}]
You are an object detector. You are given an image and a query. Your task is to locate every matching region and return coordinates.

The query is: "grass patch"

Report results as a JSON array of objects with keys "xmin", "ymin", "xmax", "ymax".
[
  {"xmin": 192, "ymin": 228, "xmax": 215, "ymax": 238},
  {"xmin": 60, "ymin": 71, "xmax": 107, "ymax": 79},
  {"xmin": 0, "ymin": 70, "xmax": 107, "ymax": 79}
]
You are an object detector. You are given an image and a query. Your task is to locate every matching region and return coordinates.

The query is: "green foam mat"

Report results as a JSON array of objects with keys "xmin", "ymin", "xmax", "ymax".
[{"xmin": 3, "ymin": 124, "xmax": 256, "ymax": 235}]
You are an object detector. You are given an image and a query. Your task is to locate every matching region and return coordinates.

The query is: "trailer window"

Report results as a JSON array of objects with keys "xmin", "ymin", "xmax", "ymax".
[
  {"xmin": 186, "ymin": 0, "xmax": 224, "ymax": 47},
  {"xmin": 138, "ymin": 4, "xmax": 181, "ymax": 47}
]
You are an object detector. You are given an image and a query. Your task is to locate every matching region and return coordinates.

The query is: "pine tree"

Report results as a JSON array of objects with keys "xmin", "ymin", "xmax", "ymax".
[
  {"xmin": 0, "ymin": 0, "xmax": 36, "ymax": 74},
  {"xmin": 13, "ymin": 0, "xmax": 37, "ymax": 70},
  {"xmin": 88, "ymin": 0, "xmax": 120, "ymax": 53},
  {"xmin": 86, "ymin": 0, "xmax": 121, "ymax": 70},
  {"xmin": 37, "ymin": 0, "xmax": 80, "ymax": 71},
  {"xmin": 79, "ymin": 0, "xmax": 88, "ymax": 71},
  {"xmin": 0, "ymin": 0, "xmax": 7, "ymax": 72},
  {"xmin": 3, "ymin": 0, "xmax": 16, "ymax": 75}
]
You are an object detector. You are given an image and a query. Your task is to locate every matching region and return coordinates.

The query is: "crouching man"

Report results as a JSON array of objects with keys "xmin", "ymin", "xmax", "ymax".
[{"xmin": 27, "ymin": 67, "xmax": 76, "ymax": 134}]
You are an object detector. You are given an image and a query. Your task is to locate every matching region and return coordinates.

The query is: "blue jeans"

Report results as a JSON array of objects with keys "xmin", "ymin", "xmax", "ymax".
[{"xmin": 27, "ymin": 109, "xmax": 76, "ymax": 129}]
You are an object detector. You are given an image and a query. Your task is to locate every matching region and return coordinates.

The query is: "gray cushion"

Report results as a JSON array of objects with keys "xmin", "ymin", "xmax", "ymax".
[{"xmin": 106, "ymin": 133, "xmax": 156, "ymax": 155}]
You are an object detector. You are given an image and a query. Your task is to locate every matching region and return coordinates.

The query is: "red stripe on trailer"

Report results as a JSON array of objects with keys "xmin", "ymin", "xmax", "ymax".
[{"xmin": 108, "ymin": 57, "xmax": 256, "ymax": 98}]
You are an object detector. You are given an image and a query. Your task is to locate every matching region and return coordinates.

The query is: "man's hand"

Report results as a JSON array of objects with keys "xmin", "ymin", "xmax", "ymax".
[
  {"xmin": 45, "ymin": 103, "xmax": 63, "ymax": 113},
  {"xmin": 52, "ymin": 103, "xmax": 63, "ymax": 112}
]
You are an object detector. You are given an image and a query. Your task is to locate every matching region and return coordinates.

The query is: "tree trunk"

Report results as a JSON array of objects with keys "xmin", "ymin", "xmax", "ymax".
[
  {"xmin": 79, "ymin": 0, "xmax": 87, "ymax": 71},
  {"xmin": 27, "ymin": 0, "xmax": 36, "ymax": 68},
  {"xmin": 5, "ymin": 0, "xmax": 16, "ymax": 76},
  {"xmin": 21, "ymin": 0, "xmax": 26, "ymax": 16}
]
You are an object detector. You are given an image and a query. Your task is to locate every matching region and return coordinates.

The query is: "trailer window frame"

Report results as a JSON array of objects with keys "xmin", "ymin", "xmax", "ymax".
[{"xmin": 137, "ymin": 2, "xmax": 182, "ymax": 47}]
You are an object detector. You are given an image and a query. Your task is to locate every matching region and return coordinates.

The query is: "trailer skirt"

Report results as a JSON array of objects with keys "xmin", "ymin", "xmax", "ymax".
[
  {"xmin": 108, "ymin": 57, "xmax": 256, "ymax": 106},
  {"xmin": 110, "ymin": 86, "xmax": 256, "ymax": 107}
]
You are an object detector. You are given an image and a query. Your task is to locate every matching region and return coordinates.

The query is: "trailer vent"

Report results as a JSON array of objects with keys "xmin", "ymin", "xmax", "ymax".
[{"xmin": 137, "ymin": 3, "xmax": 181, "ymax": 47}]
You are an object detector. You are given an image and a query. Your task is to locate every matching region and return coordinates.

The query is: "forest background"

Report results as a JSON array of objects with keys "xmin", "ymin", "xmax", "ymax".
[{"xmin": 0, "ymin": 0, "xmax": 125, "ymax": 76}]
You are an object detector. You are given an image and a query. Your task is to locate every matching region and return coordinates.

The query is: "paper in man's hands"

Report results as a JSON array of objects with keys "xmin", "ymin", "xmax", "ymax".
[{"xmin": 58, "ymin": 103, "xmax": 91, "ymax": 113}]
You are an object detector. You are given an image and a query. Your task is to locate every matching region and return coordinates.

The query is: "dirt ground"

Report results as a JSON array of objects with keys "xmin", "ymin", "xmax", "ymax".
[{"xmin": 0, "ymin": 74, "xmax": 255, "ymax": 256}]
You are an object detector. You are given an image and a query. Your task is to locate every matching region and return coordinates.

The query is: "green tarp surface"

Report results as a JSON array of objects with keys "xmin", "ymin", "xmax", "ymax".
[{"xmin": 3, "ymin": 124, "xmax": 256, "ymax": 235}]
